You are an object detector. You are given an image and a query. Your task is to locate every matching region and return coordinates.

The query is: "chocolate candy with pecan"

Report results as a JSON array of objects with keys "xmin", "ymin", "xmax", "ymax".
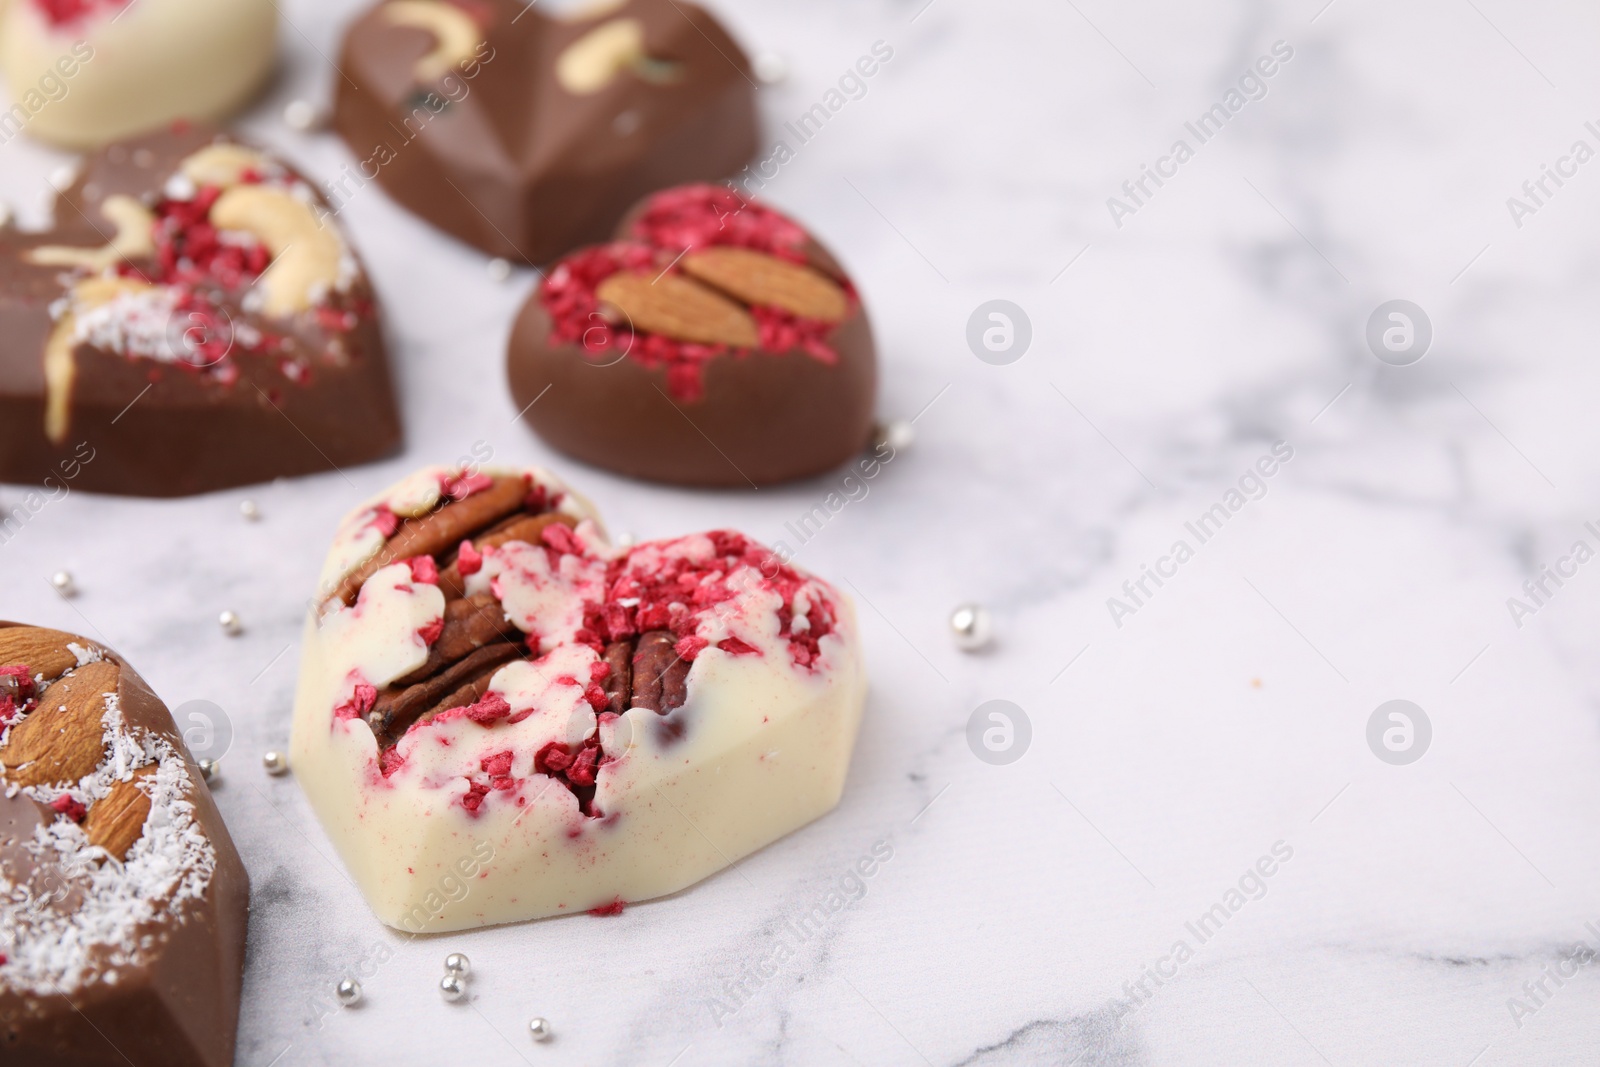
[
  {"xmin": 0, "ymin": 623, "xmax": 250, "ymax": 1067},
  {"xmin": 0, "ymin": 125, "xmax": 400, "ymax": 497},
  {"xmin": 506, "ymin": 184, "xmax": 877, "ymax": 487},
  {"xmin": 290, "ymin": 464, "xmax": 868, "ymax": 929},
  {"xmin": 332, "ymin": 0, "xmax": 758, "ymax": 263}
]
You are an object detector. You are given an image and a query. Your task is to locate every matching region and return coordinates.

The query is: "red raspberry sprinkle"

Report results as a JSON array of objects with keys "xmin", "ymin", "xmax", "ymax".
[
  {"xmin": 541, "ymin": 522, "xmax": 582, "ymax": 556},
  {"xmin": 583, "ymin": 684, "xmax": 608, "ymax": 711},
  {"xmin": 463, "ymin": 694, "xmax": 512, "ymax": 725},
  {"xmin": 461, "ymin": 781, "xmax": 490, "ymax": 814},
  {"xmin": 628, "ymin": 184, "xmax": 808, "ymax": 256},
  {"xmin": 334, "ymin": 683, "xmax": 378, "ymax": 721},
  {"xmin": 674, "ymin": 635, "xmax": 709, "ymax": 661},
  {"xmin": 0, "ymin": 665, "xmax": 34, "ymax": 699},
  {"xmin": 589, "ymin": 661, "xmax": 611, "ymax": 682},
  {"xmin": 716, "ymin": 637, "xmax": 760, "ymax": 656},
  {"xmin": 480, "ymin": 750, "xmax": 514, "ymax": 778},
  {"xmin": 371, "ymin": 508, "xmax": 400, "ymax": 538},
  {"xmin": 417, "ymin": 618, "xmax": 444, "ymax": 645},
  {"xmin": 407, "ymin": 556, "xmax": 439, "ymax": 585},
  {"xmin": 379, "ymin": 747, "xmax": 406, "ymax": 778},
  {"xmin": 567, "ymin": 744, "xmax": 600, "ymax": 786},
  {"xmin": 456, "ymin": 540, "xmax": 483, "ymax": 576},
  {"xmin": 534, "ymin": 740, "xmax": 574, "ymax": 774},
  {"xmin": 50, "ymin": 795, "xmax": 88, "ymax": 823},
  {"xmin": 589, "ymin": 898, "xmax": 626, "ymax": 917},
  {"xmin": 441, "ymin": 471, "xmax": 494, "ymax": 500}
]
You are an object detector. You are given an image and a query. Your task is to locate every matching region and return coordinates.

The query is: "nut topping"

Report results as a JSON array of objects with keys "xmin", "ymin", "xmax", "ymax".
[
  {"xmin": 595, "ymin": 270, "xmax": 759, "ymax": 348},
  {"xmin": 0, "ymin": 660, "xmax": 118, "ymax": 787},
  {"xmin": 0, "ymin": 626, "xmax": 91, "ymax": 681},
  {"xmin": 332, "ymin": 475, "xmax": 530, "ymax": 605},
  {"xmin": 383, "ymin": 0, "xmax": 484, "ymax": 82},
  {"xmin": 85, "ymin": 766, "xmax": 157, "ymax": 860},
  {"xmin": 209, "ymin": 185, "xmax": 344, "ymax": 316},
  {"xmin": 682, "ymin": 247, "xmax": 848, "ymax": 323}
]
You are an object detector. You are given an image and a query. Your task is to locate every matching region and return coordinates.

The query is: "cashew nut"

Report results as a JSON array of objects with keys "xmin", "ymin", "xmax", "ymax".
[
  {"xmin": 555, "ymin": 18, "xmax": 646, "ymax": 95},
  {"xmin": 209, "ymin": 186, "xmax": 344, "ymax": 317},
  {"xmin": 179, "ymin": 144, "xmax": 271, "ymax": 189},
  {"xmin": 558, "ymin": 0, "xmax": 627, "ymax": 21},
  {"xmin": 26, "ymin": 196, "xmax": 155, "ymax": 271},
  {"xmin": 42, "ymin": 277, "xmax": 153, "ymax": 444},
  {"xmin": 384, "ymin": 0, "xmax": 482, "ymax": 82}
]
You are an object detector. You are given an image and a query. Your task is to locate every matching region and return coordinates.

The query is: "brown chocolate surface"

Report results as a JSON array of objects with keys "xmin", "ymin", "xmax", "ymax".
[
  {"xmin": 0, "ymin": 622, "xmax": 250, "ymax": 1067},
  {"xmin": 506, "ymin": 185, "xmax": 878, "ymax": 487},
  {"xmin": 332, "ymin": 0, "xmax": 759, "ymax": 264},
  {"xmin": 0, "ymin": 126, "xmax": 401, "ymax": 498}
]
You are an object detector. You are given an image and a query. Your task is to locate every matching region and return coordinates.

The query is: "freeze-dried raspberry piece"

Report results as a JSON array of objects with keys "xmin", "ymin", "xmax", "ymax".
[
  {"xmin": 463, "ymin": 694, "xmax": 512, "ymax": 725},
  {"xmin": 50, "ymin": 794, "xmax": 88, "ymax": 823}
]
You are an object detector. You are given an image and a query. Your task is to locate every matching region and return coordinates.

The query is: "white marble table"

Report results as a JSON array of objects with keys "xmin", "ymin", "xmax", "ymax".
[{"xmin": 6, "ymin": 0, "xmax": 1600, "ymax": 1063}]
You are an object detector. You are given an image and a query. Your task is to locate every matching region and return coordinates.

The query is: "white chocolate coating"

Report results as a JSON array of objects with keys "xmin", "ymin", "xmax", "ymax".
[
  {"xmin": 290, "ymin": 466, "xmax": 867, "ymax": 931},
  {"xmin": 1, "ymin": 0, "xmax": 277, "ymax": 149}
]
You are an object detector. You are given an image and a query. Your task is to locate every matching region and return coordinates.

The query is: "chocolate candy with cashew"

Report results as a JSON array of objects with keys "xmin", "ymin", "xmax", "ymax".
[
  {"xmin": 0, "ymin": 622, "xmax": 250, "ymax": 1067},
  {"xmin": 507, "ymin": 184, "xmax": 878, "ymax": 487},
  {"xmin": 331, "ymin": 0, "xmax": 758, "ymax": 263},
  {"xmin": 0, "ymin": 125, "xmax": 400, "ymax": 497}
]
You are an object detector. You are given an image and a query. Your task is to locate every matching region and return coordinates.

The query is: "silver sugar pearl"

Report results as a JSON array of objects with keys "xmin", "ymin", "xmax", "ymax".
[
  {"xmin": 439, "ymin": 972, "xmax": 467, "ymax": 1002},
  {"xmin": 528, "ymin": 1017, "xmax": 552, "ymax": 1041},
  {"xmin": 444, "ymin": 952, "xmax": 471, "ymax": 977},
  {"xmin": 197, "ymin": 758, "xmax": 218, "ymax": 782},
  {"xmin": 283, "ymin": 99, "xmax": 324, "ymax": 131},
  {"xmin": 949, "ymin": 603, "xmax": 994, "ymax": 652},
  {"xmin": 753, "ymin": 51, "xmax": 788, "ymax": 85},
  {"xmin": 48, "ymin": 165, "xmax": 78, "ymax": 190},
  {"xmin": 486, "ymin": 257, "xmax": 512, "ymax": 282},
  {"xmin": 614, "ymin": 532, "xmax": 636, "ymax": 549},
  {"xmin": 239, "ymin": 499, "xmax": 261, "ymax": 521},
  {"xmin": 336, "ymin": 978, "xmax": 362, "ymax": 1006},
  {"xmin": 219, "ymin": 610, "xmax": 243, "ymax": 636},
  {"xmin": 50, "ymin": 570, "xmax": 76, "ymax": 597},
  {"xmin": 263, "ymin": 750, "xmax": 289, "ymax": 776},
  {"xmin": 873, "ymin": 419, "xmax": 914, "ymax": 453}
]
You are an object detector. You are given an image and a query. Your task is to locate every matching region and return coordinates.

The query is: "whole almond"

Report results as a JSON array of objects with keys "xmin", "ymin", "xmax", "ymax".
[
  {"xmin": 0, "ymin": 627, "xmax": 91, "ymax": 683},
  {"xmin": 0, "ymin": 661, "xmax": 118, "ymax": 787},
  {"xmin": 85, "ymin": 766, "xmax": 156, "ymax": 860},
  {"xmin": 595, "ymin": 271, "xmax": 759, "ymax": 347},
  {"xmin": 681, "ymin": 248, "xmax": 849, "ymax": 323}
]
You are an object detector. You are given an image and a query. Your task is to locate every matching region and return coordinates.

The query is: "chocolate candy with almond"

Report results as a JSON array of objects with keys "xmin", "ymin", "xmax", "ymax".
[
  {"xmin": 332, "ymin": 0, "xmax": 758, "ymax": 263},
  {"xmin": 0, "ymin": 623, "xmax": 250, "ymax": 1067},
  {"xmin": 0, "ymin": 125, "xmax": 401, "ymax": 497},
  {"xmin": 507, "ymin": 184, "xmax": 878, "ymax": 487}
]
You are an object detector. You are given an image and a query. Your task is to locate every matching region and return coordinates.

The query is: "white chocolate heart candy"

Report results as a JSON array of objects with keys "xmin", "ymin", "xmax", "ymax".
[
  {"xmin": 289, "ymin": 465, "xmax": 868, "ymax": 930},
  {"xmin": 1, "ymin": 0, "xmax": 277, "ymax": 149}
]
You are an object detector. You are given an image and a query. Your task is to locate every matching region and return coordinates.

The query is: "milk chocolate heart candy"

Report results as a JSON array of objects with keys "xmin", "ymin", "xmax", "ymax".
[
  {"xmin": 332, "ymin": 0, "xmax": 758, "ymax": 263},
  {"xmin": 0, "ymin": 622, "xmax": 250, "ymax": 1067},
  {"xmin": 0, "ymin": 125, "xmax": 401, "ymax": 497},
  {"xmin": 290, "ymin": 464, "xmax": 867, "ymax": 929},
  {"xmin": 0, "ymin": 0, "xmax": 277, "ymax": 149},
  {"xmin": 506, "ymin": 184, "xmax": 878, "ymax": 487}
]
